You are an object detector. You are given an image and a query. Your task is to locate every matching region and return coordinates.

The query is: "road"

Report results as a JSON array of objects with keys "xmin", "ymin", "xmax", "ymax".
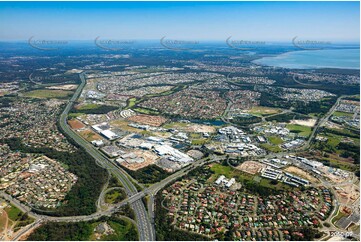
[
  {"xmin": 57, "ymin": 73, "xmax": 155, "ymax": 241},
  {"xmin": 306, "ymin": 95, "xmax": 345, "ymax": 146}
]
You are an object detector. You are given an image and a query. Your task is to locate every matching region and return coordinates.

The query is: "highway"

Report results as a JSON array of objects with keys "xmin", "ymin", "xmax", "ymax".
[
  {"xmin": 58, "ymin": 73, "xmax": 155, "ymax": 241},
  {"xmin": 306, "ymin": 95, "xmax": 345, "ymax": 146}
]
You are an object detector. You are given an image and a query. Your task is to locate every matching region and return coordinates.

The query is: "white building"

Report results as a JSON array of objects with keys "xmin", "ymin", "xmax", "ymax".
[{"xmin": 100, "ymin": 130, "xmax": 119, "ymax": 140}]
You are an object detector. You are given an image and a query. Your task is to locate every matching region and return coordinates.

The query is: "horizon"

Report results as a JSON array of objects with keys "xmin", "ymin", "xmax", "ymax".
[{"xmin": 1, "ymin": 39, "xmax": 360, "ymax": 44}]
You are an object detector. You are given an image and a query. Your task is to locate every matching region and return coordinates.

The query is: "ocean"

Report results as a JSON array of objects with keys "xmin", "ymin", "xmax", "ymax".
[{"xmin": 253, "ymin": 48, "xmax": 360, "ymax": 70}]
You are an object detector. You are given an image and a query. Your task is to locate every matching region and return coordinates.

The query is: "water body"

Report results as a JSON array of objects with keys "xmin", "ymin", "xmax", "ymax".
[{"xmin": 253, "ymin": 48, "xmax": 360, "ymax": 70}]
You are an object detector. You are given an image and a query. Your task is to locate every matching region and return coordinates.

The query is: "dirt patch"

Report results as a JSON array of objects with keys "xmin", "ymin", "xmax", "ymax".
[
  {"xmin": 284, "ymin": 166, "xmax": 319, "ymax": 183},
  {"xmin": 68, "ymin": 119, "xmax": 85, "ymax": 130},
  {"xmin": 110, "ymin": 120, "xmax": 143, "ymax": 133},
  {"xmin": 46, "ymin": 84, "xmax": 77, "ymax": 90},
  {"xmin": 334, "ymin": 183, "xmax": 360, "ymax": 207},
  {"xmin": 325, "ymin": 121, "xmax": 343, "ymax": 129},
  {"xmin": 79, "ymin": 129, "xmax": 103, "ymax": 141},
  {"xmin": 235, "ymin": 161, "xmax": 265, "ymax": 175},
  {"xmin": 119, "ymin": 150, "xmax": 158, "ymax": 171},
  {"xmin": 127, "ymin": 114, "xmax": 167, "ymax": 127},
  {"xmin": 186, "ymin": 124, "xmax": 216, "ymax": 133},
  {"xmin": 0, "ymin": 210, "xmax": 8, "ymax": 236},
  {"xmin": 290, "ymin": 119, "xmax": 317, "ymax": 127}
]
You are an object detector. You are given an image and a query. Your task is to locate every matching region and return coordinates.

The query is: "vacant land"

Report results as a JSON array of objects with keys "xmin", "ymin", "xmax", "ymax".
[
  {"xmin": 209, "ymin": 163, "xmax": 291, "ymax": 191},
  {"xmin": 284, "ymin": 166, "xmax": 319, "ymax": 183},
  {"xmin": 260, "ymin": 143, "xmax": 282, "ymax": 152},
  {"xmin": 46, "ymin": 84, "xmax": 77, "ymax": 90},
  {"xmin": 236, "ymin": 161, "xmax": 266, "ymax": 175},
  {"xmin": 248, "ymin": 106, "xmax": 281, "ymax": 116},
  {"xmin": 333, "ymin": 111, "xmax": 354, "ymax": 117},
  {"xmin": 68, "ymin": 119, "xmax": 85, "ymax": 129},
  {"xmin": 5, "ymin": 205, "xmax": 22, "ymax": 221},
  {"xmin": 0, "ymin": 209, "xmax": 8, "ymax": 235},
  {"xmin": 290, "ymin": 118, "xmax": 317, "ymax": 127},
  {"xmin": 79, "ymin": 129, "xmax": 103, "ymax": 141},
  {"xmin": 2, "ymin": 204, "xmax": 34, "ymax": 237},
  {"xmin": 23, "ymin": 89, "xmax": 73, "ymax": 99},
  {"xmin": 268, "ymin": 136, "xmax": 283, "ymax": 145},
  {"xmin": 127, "ymin": 114, "xmax": 167, "ymax": 127},
  {"xmin": 163, "ymin": 122, "xmax": 216, "ymax": 133},
  {"xmin": 125, "ymin": 150, "xmax": 158, "ymax": 171},
  {"xmin": 110, "ymin": 120, "xmax": 144, "ymax": 133},
  {"xmin": 286, "ymin": 124, "xmax": 312, "ymax": 137},
  {"xmin": 75, "ymin": 103, "xmax": 101, "ymax": 110}
]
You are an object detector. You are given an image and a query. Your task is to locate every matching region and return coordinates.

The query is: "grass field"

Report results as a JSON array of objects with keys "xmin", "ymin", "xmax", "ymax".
[
  {"xmin": 267, "ymin": 136, "xmax": 283, "ymax": 145},
  {"xmin": 163, "ymin": 122, "xmax": 189, "ymax": 129},
  {"xmin": 286, "ymin": 124, "xmax": 312, "ymax": 137},
  {"xmin": 110, "ymin": 120, "xmax": 143, "ymax": 133},
  {"xmin": 248, "ymin": 106, "xmax": 281, "ymax": 117},
  {"xmin": 333, "ymin": 111, "xmax": 354, "ymax": 117},
  {"xmin": 5, "ymin": 205, "xmax": 22, "ymax": 221},
  {"xmin": 79, "ymin": 129, "xmax": 103, "ymax": 142},
  {"xmin": 132, "ymin": 107, "xmax": 160, "ymax": 115},
  {"xmin": 68, "ymin": 113, "xmax": 84, "ymax": 119},
  {"xmin": 210, "ymin": 163, "xmax": 291, "ymax": 191},
  {"xmin": 23, "ymin": 89, "xmax": 73, "ymax": 99},
  {"xmin": 331, "ymin": 210, "xmax": 347, "ymax": 225},
  {"xmin": 75, "ymin": 103, "xmax": 101, "ymax": 110},
  {"xmin": 3, "ymin": 204, "xmax": 35, "ymax": 233},
  {"xmin": 191, "ymin": 139, "xmax": 209, "ymax": 145},
  {"xmin": 189, "ymin": 133, "xmax": 202, "ymax": 139},
  {"xmin": 210, "ymin": 163, "xmax": 240, "ymax": 179},
  {"xmin": 260, "ymin": 143, "xmax": 282, "ymax": 152},
  {"xmin": 126, "ymin": 98, "xmax": 138, "ymax": 109},
  {"xmin": 258, "ymin": 177, "xmax": 292, "ymax": 191},
  {"xmin": 105, "ymin": 189, "xmax": 126, "ymax": 204}
]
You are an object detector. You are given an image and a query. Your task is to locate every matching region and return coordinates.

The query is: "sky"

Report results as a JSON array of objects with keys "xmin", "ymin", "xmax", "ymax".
[{"xmin": 0, "ymin": 1, "xmax": 359, "ymax": 42}]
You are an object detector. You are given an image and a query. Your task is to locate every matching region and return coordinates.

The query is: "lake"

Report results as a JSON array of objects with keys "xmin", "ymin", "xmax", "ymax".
[{"xmin": 253, "ymin": 48, "xmax": 360, "ymax": 70}]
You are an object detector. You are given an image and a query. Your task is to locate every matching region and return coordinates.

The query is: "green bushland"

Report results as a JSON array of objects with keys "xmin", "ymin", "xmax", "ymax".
[
  {"xmin": 231, "ymin": 115, "xmax": 262, "ymax": 125},
  {"xmin": 72, "ymin": 104, "xmax": 118, "ymax": 114},
  {"xmin": 22, "ymin": 89, "xmax": 73, "ymax": 99},
  {"xmin": 265, "ymin": 112, "xmax": 310, "ymax": 122},
  {"xmin": 116, "ymin": 204, "xmax": 136, "ymax": 220},
  {"xmin": 121, "ymin": 165, "xmax": 171, "ymax": 185},
  {"xmin": 108, "ymin": 174, "xmax": 123, "ymax": 188},
  {"xmin": 105, "ymin": 189, "xmax": 126, "ymax": 204},
  {"xmin": 261, "ymin": 92, "xmax": 338, "ymax": 116},
  {"xmin": 27, "ymin": 216, "xmax": 138, "ymax": 241}
]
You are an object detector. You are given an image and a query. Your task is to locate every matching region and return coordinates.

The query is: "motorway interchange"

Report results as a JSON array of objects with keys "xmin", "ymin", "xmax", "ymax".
[{"xmin": 3, "ymin": 73, "xmax": 356, "ymax": 241}]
